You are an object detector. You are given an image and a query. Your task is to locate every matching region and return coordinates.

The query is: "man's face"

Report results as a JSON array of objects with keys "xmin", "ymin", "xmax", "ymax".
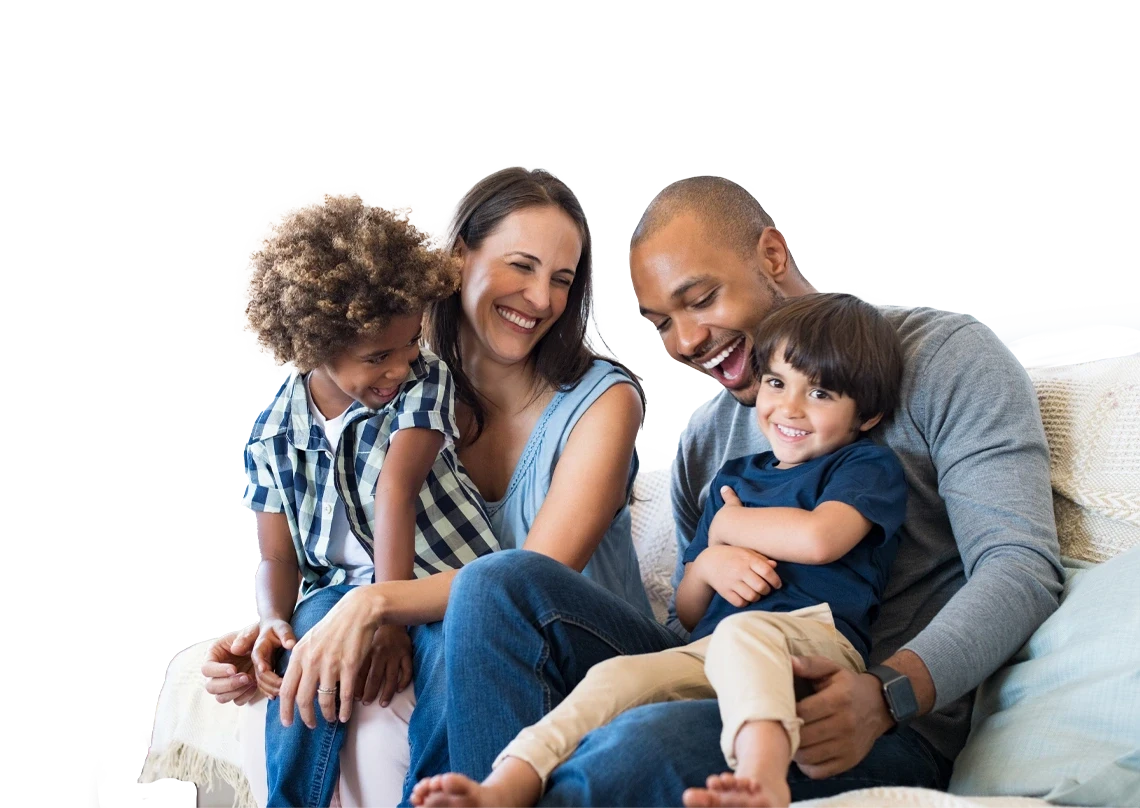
[{"xmin": 631, "ymin": 213, "xmax": 781, "ymax": 405}]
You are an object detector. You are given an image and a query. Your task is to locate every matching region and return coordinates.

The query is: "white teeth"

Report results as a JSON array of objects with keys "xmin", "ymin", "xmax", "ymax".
[
  {"xmin": 699, "ymin": 337, "xmax": 744, "ymax": 370},
  {"xmin": 496, "ymin": 306, "xmax": 538, "ymax": 329},
  {"xmin": 776, "ymin": 424, "xmax": 808, "ymax": 437}
]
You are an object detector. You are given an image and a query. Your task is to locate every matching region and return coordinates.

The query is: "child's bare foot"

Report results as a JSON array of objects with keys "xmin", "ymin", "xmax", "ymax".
[
  {"xmin": 410, "ymin": 758, "xmax": 543, "ymax": 808},
  {"xmin": 410, "ymin": 774, "xmax": 489, "ymax": 807},
  {"xmin": 682, "ymin": 772, "xmax": 791, "ymax": 808}
]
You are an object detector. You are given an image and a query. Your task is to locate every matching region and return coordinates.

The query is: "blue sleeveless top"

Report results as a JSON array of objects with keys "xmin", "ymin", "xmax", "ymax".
[{"xmin": 485, "ymin": 360, "xmax": 654, "ymax": 618}]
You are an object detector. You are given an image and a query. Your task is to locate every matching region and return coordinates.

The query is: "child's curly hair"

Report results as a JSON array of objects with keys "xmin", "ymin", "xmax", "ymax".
[{"xmin": 247, "ymin": 195, "xmax": 459, "ymax": 371}]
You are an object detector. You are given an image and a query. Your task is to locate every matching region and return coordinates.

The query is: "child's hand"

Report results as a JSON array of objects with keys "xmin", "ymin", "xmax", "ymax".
[
  {"xmin": 708, "ymin": 485, "xmax": 745, "ymax": 546},
  {"xmin": 354, "ymin": 624, "xmax": 413, "ymax": 709},
  {"xmin": 695, "ymin": 545, "xmax": 780, "ymax": 607},
  {"xmin": 251, "ymin": 619, "xmax": 297, "ymax": 699}
]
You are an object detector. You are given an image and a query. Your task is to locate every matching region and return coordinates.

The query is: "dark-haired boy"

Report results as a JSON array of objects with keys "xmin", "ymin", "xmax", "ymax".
[{"xmin": 411, "ymin": 293, "xmax": 906, "ymax": 808}]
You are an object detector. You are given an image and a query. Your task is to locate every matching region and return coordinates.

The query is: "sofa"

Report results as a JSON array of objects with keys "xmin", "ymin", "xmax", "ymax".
[{"xmin": 140, "ymin": 351, "xmax": 1140, "ymax": 808}]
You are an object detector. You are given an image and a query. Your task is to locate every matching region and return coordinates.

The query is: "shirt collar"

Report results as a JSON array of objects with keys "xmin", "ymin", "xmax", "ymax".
[{"xmin": 280, "ymin": 354, "xmax": 431, "ymax": 451}]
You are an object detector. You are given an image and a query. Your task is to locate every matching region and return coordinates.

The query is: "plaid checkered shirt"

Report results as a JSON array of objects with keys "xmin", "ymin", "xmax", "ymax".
[{"xmin": 242, "ymin": 348, "xmax": 499, "ymax": 600}]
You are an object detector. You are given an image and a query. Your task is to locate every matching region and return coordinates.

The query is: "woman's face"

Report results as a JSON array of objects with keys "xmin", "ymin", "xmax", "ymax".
[{"xmin": 459, "ymin": 205, "xmax": 583, "ymax": 367}]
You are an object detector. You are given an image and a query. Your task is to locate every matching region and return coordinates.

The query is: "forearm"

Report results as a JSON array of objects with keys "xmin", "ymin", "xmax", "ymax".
[
  {"xmin": 711, "ymin": 506, "xmax": 831, "ymax": 563},
  {"xmin": 372, "ymin": 492, "xmax": 417, "ymax": 582},
  {"xmin": 364, "ymin": 568, "xmax": 458, "ymax": 627},
  {"xmin": 255, "ymin": 558, "xmax": 299, "ymax": 623},
  {"xmin": 902, "ymin": 547, "xmax": 1061, "ymax": 710},
  {"xmin": 674, "ymin": 566, "xmax": 714, "ymax": 632}
]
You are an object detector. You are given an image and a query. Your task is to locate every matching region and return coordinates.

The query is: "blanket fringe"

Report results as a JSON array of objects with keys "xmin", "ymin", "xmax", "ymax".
[{"xmin": 139, "ymin": 742, "xmax": 256, "ymax": 808}]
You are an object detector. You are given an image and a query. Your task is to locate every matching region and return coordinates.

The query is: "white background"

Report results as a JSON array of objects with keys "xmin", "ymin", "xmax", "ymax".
[{"xmin": 2, "ymin": 3, "xmax": 1138, "ymax": 806}]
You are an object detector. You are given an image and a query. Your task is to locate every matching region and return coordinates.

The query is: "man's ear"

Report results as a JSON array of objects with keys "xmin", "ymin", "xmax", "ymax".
[
  {"xmin": 756, "ymin": 227, "xmax": 792, "ymax": 284},
  {"xmin": 858, "ymin": 412, "xmax": 884, "ymax": 433}
]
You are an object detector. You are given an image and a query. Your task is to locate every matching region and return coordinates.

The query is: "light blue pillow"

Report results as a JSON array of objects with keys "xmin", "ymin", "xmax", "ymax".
[{"xmin": 949, "ymin": 547, "xmax": 1140, "ymax": 805}]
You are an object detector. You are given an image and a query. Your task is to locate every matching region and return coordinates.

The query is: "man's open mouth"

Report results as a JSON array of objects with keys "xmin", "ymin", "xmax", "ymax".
[{"xmin": 698, "ymin": 337, "xmax": 749, "ymax": 387}]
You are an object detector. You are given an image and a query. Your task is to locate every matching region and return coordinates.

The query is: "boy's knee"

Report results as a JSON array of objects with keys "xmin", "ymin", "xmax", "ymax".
[{"xmin": 706, "ymin": 611, "xmax": 784, "ymax": 653}]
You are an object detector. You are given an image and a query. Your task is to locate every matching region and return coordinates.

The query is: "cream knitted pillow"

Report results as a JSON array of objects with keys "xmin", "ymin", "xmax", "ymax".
[{"xmin": 1028, "ymin": 353, "xmax": 1140, "ymax": 563}]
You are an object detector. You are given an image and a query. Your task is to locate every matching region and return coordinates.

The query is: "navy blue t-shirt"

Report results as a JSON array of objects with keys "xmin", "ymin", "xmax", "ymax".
[{"xmin": 682, "ymin": 438, "xmax": 907, "ymax": 663}]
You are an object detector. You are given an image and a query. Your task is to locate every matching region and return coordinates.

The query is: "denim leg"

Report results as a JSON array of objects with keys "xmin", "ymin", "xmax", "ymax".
[
  {"xmin": 400, "ymin": 621, "xmax": 447, "ymax": 803},
  {"xmin": 409, "ymin": 550, "xmax": 681, "ymax": 796},
  {"xmin": 265, "ymin": 585, "xmax": 354, "ymax": 808},
  {"xmin": 540, "ymin": 699, "xmax": 953, "ymax": 806}
]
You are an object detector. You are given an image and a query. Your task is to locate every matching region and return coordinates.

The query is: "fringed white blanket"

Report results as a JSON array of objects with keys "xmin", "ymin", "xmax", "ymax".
[{"xmin": 139, "ymin": 639, "xmax": 256, "ymax": 808}]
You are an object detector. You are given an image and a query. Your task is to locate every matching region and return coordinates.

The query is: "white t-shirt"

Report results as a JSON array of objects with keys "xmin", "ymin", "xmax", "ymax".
[{"xmin": 305, "ymin": 376, "xmax": 375, "ymax": 586}]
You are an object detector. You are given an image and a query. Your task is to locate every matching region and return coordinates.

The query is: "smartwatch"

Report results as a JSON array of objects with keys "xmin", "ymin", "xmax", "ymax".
[{"xmin": 867, "ymin": 665, "xmax": 918, "ymax": 733}]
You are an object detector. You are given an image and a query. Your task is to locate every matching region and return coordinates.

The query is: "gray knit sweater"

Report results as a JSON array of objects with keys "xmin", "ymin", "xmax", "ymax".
[{"xmin": 668, "ymin": 306, "xmax": 1064, "ymax": 761}]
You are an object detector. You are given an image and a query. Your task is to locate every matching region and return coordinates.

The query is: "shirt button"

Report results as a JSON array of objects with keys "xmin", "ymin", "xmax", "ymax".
[{"xmin": 323, "ymin": 504, "xmax": 333, "ymax": 516}]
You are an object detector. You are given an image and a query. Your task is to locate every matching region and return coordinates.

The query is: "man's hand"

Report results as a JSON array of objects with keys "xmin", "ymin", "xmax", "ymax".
[
  {"xmin": 791, "ymin": 655, "xmax": 894, "ymax": 779},
  {"xmin": 251, "ymin": 619, "xmax": 297, "ymax": 699},
  {"xmin": 694, "ymin": 545, "xmax": 780, "ymax": 607},
  {"xmin": 355, "ymin": 624, "xmax": 413, "ymax": 708},
  {"xmin": 201, "ymin": 624, "xmax": 262, "ymax": 706}
]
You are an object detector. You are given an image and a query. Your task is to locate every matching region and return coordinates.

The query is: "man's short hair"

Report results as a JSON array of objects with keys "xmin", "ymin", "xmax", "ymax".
[
  {"xmin": 750, "ymin": 293, "xmax": 904, "ymax": 423},
  {"xmin": 630, "ymin": 176, "xmax": 776, "ymax": 257}
]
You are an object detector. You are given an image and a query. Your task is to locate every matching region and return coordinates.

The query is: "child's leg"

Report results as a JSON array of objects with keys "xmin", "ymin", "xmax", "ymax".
[
  {"xmin": 411, "ymin": 642, "xmax": 715, "ymax": 808},
  {"xmin": 265, "ymin": 584, "xmax": 355, "ymax": 808},
  {"xmin": 686, "ymin": 607, "xmax": 864, "ymax": 808}
]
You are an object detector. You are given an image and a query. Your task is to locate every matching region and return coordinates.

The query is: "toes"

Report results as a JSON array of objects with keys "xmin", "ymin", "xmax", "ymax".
[{"xmin": 439, "ymin": 773, "xmax": 476, "ymax": 795}]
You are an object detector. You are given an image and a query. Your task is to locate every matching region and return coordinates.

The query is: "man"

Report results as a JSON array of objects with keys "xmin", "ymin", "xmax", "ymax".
[{"xmin": 431, "ymin": 177, "xmax": 1063, "ymax": 805}]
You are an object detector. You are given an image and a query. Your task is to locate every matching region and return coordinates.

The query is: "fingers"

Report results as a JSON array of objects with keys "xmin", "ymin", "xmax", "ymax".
[
  {"xmin": 278, "ymin": 653, "xmax": 302, "ymax": 727},
  {"xmin": 791, "ymin": 654, "xmax": 842, "ymax": 682},
  {"xmin": 258, "ymin": 669, "xmax": 283, "ymax": 699},
  {"xmin": 251, "ymin": 635, "xmax": 275, "ymax": 677},
  {"xmin": 378, "ymin": 657, "xmax": 400, "ymax": 708},
  {"xmin": 740, "ymin": 570, "xmax": 772, "ymax": 598},
  {"xmin": 749, "ymin": 560, "xmax": 782, "ymax": 590},
  {"xmin": 315, "ymin": 653, "xmax": 342, "ymax": 724},
  {"xmin": 719, "ymin": 485, "xmax": 743, "ymax": 506},
  {"xmin": 730, "ymin": 582, "xmax": 761, "ymax": 605},
  {"xmin": 204, "ymin": 672, "xmax": 253, "ymax": 699},
  {"xmin": 201, "ymin": 660, "xmax": 239, "ymax": 679},
  {"xmin": 205, "ymin": 632, "xmax": 240, "ymax": 665},
  {"xmin": 230, "ymin": 623, "xmax": 260, "ymax": 656},
  {"xmin": 232, "ymin": 684, "xmax": 263, "ymax": 707},
  {"xmin": 398, "ymin": 652, "xmax": 412, "ymax": 692},
  {"xmin": 361, "ymin": 657, "xmax": 383, "ymax": 706},
  {"xmin": 274, "ymin": 623, "xmax": 297, "ymax": 651},
  {"xmin": 338, "ymin": 661, "xmax": 357, "ymax": 724}
]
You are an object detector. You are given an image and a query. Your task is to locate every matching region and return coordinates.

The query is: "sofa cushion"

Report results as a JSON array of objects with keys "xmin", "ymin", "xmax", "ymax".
[
  {"xmin": 1028, "ymin": 354, "xmax": 1140, "ymax": 563},
  {"xmin": 948, "ymin": 547, "xmax": 1140, "ymax": 805}
]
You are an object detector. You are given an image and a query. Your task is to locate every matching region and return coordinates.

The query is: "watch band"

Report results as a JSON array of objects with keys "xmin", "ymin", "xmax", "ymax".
[{"xmin": 867, "ymin": 664, "xmax": 918, "ymax": 734}]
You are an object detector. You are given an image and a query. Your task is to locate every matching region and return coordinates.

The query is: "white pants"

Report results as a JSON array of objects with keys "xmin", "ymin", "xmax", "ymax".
[{"xmin": 238, "ymin": 687, "xmax": 416, "ymax": 807}]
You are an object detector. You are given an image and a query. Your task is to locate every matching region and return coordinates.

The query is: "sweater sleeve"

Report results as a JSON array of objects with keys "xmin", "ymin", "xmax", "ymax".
[
  {"xmin": 666, "ymin": 432, "xmax": 703, "ymax": 640},
  {"xmin": 903, "ymin": 322, "xmax": 1064, "ymax": 709}
]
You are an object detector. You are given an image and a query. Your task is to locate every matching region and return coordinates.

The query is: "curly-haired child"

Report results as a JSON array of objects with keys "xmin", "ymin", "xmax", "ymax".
[
  {"xmin": 412, "ymin": 293, "xmax": 907, "ymax": 808},
  {"xmin": 242, "ymin": 195, "xmax": 499, "ymax": 807}
]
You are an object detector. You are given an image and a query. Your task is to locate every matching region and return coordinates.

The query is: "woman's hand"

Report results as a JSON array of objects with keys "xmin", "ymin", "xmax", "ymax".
[
  {"xmin": 201, "ymin": 624, "xmax": 261, "ymax": 706},
  {"xmin": 355, "ymin": 625, "xmax": 413, "ymax": 708},
  {"xmin": 278, "ymin": 586, "xmax": 385, "ymax": 728},
  {"xmin": 251, "ymin": 618, "xmax": 297, "ymax": 699},
  {"xmin": 695, "ymin": 545, "xmax": 780, "ymax": 607}
]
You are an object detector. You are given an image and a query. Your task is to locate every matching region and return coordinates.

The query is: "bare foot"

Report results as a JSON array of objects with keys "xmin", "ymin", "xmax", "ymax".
[
  {"xmin": 682, "ymin": 772, "xmax": 791, "ymax": 808},
  {"xmin": 410, "ymin": 767, "xmax": 541, "ymax": 808},
  {"xmin": 410, "ymin": 773, "xmax": 488, "ymax": 807}
]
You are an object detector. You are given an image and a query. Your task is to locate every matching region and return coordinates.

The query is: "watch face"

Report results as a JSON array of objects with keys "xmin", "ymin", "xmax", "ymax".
[{"xmin": 885, "ymin": 677, "xmax": 919, "ymax": 722}]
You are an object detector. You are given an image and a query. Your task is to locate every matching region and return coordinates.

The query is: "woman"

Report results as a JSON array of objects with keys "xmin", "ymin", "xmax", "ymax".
[{"xmin": 203, "ymin": 167, "xmax": 662, "ymax": 806}]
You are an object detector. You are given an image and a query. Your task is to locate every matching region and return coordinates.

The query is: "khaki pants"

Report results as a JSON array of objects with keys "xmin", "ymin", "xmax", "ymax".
[{"xmin": 494, "ymin": 604, "xmax": 865, "ymax": 784}]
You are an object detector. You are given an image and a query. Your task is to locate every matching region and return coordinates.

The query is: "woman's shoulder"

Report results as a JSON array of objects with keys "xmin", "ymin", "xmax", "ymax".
[{"xmin": 552, "ymin": 359, "xmax": 640, "ymax": 422}]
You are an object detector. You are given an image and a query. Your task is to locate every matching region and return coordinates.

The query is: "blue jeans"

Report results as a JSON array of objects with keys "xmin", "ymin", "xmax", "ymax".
[
  {"xmin": 265, "ymin": 585, "xmax": 353, "ymax": 808},
  {"xmin": 405, "ymin": 550, "xmax": 953, "ymax": 806}
]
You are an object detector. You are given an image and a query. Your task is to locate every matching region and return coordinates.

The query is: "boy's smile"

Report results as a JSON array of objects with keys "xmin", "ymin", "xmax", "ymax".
[
  {"xmin": 755, "ymin": 347, "xmax": 880, "ymax": 468},
  {"xmin": 308, "ymin": 312, "xmax": 425, "ymax": 418}
]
